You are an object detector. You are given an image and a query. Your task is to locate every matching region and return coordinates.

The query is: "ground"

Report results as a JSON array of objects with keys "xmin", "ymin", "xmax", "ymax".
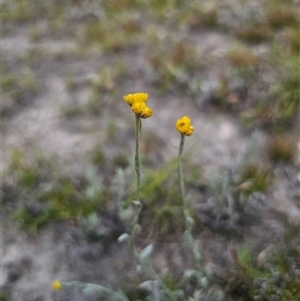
[{"xmin": 1, "ymin": 1, "xmax": 300, "ymax": 301}]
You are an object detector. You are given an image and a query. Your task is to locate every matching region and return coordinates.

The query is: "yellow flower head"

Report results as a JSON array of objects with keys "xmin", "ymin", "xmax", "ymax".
[
  {"xmin": 52, "ymin": 280, "xmax": 62, "ymax": 291},
  {"xmin": 123, "ymin": 92, "xmax": 149, "ymax": 107},
  {"xmin": 132, "ymin": 101, "xmax": 153, "ymax": 119},
  {"xmin": 176, "ymin": 116, "xmax": 194, "ymax": 136}
]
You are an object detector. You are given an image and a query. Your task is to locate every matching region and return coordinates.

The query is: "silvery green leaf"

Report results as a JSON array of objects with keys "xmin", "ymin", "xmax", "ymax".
[
  {"xmin": 172, "ymin": 289, "xmax": 184, "ymax": 298},
  {"xmin": 194, "ymin": 270, "xmax": 203, "ymax": 279},
  {"xmin": 87, "ymin": 212, "xmax": 98, "ymax": 225},
  {"xmin": 82, "ymin": 283, "xmax": 109, "ymax": 296},
  {"xmin": 116, "ymin": 289, "xmax": 131, "ymax": 301},
  {"xmin": 117, "ymin": 233, "xmax": 130, "ymax": 243},
  {"xmin": 119, "ymin": 207, "xmax": 134, "ymax": 221},
  {"xmin": 140, "ymin": 244, "xmax": 153, "ymax": 259},
  {"xmin": 116, "ymin": 167, "xmax": 125, "ymax": 177},
  {"xmin": 138, "ymin": 280, "xmax": 159, "ymax": 292},
  {"xmin": 200, "ymin": 276, "xmax": 208, "ymax": 289},
  {"xmin": 193, "ymin": 289, "xmax": 201, "ymax": 301},
  {"xmin": 86, "ymin": 186, "xmax": 96, "ymax": 199},
  {"xmin": 84, "ymin": 166, "xmax": 102, "ymax": 198},
  {"xmin": 136, "ymin": 264, "xmax": 142, "ymax": 274},
  {"xmin": 135, "ymin": 224, "xmax": 142, "ymax": 234},
  {"xmin": 183, "ymin": 269, "xmax": 196, "ymax": 279},
  {"xmin": 184, "ymin": 230, "xmax": 191, "ymax": 242},
  {"xmin": 132, "ymin": 200, "xmax": 142, "ymax": 207},
  {"xmin": 186, "ymin": 216, "xmax": 194, "ymax": 228},
  {"xmin": 208, "ymin": 284, "xmax": 225, "ymax": 301},
  {"xmin": 141, "ymin": 280, "xmax": 161, "ymax": 301},
  {"xmin": 82, "ymin": 286, "xmax": 96, "ymax": 296},
  {"xmin": 86, "ymin": 165, "xmax": 97, "ymax": 181},
  {"xmin": 192, "ymin": 240, "xmax": 202, "ymax": 262}
]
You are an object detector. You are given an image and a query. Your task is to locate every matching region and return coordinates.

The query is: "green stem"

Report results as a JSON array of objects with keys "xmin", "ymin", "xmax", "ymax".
[
  {"xmin": 135, "ymin": 114, "xmax": 141, "ymax": 202},
  {"xmin": 130, "ymin": 203, "xmax": 142, "ymax": 254},
  {"xmin": 178, "ymin": 134, "xmax": 203, "ymax": 271},
  {"xmin": 130, "ymin": 115, "xmax": 142, "ymax": 253},
  {"xmin": 178, "ymin": 134, "xmax": 187, "ymax": 210}
]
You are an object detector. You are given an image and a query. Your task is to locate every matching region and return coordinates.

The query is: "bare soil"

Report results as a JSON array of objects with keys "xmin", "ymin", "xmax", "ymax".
[{"xmin": 1, "ymin": 2, "xmax": 299, "ymax": 301}]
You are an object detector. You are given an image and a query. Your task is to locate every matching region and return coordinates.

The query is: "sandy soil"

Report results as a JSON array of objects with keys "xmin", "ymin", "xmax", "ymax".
[{"xmin": 1, "ymin": 3, "xmax": 299, "ymax": 301}]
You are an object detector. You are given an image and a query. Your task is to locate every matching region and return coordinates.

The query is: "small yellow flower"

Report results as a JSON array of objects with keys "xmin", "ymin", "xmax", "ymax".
[
  {"xmin": 176, "ymin": 116, "xmax": 194, "ymax": 136},
  {"xmin": 140, "ymin": 106, "xmax": 152, "ymax": 119},
  {"xmin": 52, "ymin": 280, "xmax": 62, "ymax": 291},
  {"xmin": 132, "ymin": 102, "xmax": 152, "ymax": 119},
  {"xmin": 123, "ymin": 92, "xmax": 149, "ymax": 107}
]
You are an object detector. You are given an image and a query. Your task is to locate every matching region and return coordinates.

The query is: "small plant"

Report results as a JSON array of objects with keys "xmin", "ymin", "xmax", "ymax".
[
  {"xmin": 51, "ymin": 93, "xmax": 213, "ymax": 299},
  {"xmin": 186, "ymin": 3, "xmax": 218, "ymax": 30},
  {"xmin": 145, "ymin": 38, "xmax": 202, "ymax": 95},
  {"xmin": 227, "ymin": 45, "xmax": 258, "ymax": 69},
  {"xmin": 237, "ymin": 164, "xmax": 272, "ymax": 195},
  {"xmin": 123, "ymin": 92, "xmax": 153, "ymax": 201},
  {"xmin": 122, "ymin": 92, "xmax": 153, "ymax": 255},
  {"xmin": 235, "ymin": 23, "xmax": 271, "ymax": 44},
  {"xmin": 2, "ymin": 63, "xmax": 38, "ymax": 113},
  {"xmin": 261, "ymin": 41, "xmax": 300, "ymax": 132},
  {"xmin": 175, "ymin": 116, "xmax": 210, "ymax": 296},
  {"xmin": 52, "ymin": 92, "xmax": 154, "ymax": 299},
  {"xmin": 287, "ymin": 28, "xmax": 300, "ymax": 55},
  {"xmin": 175, "ymin": 116, "xmax": 194, "ymax": 209},
  {"xmin": 267, "ymin": 135, "xmax": 296, "ymax": 163},
  {"xmin": 227, "ymin": 234, "xmax": 300, "ymax": 301},
  {"xmin": 28, "ymin": 25, "xmax": 42, "ymax": 42},
  {"xmin": 266, "ymin": 4, "xmax": 298, "ymax": 29},
  {"xmin": 4, "ymin": 148, "xmax": 111, "ymax": 232}
]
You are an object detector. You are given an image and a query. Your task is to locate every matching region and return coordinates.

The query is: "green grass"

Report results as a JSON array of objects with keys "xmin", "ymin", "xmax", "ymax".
[
  {"xmin": 266, "ymin": 4, "xmax": 298, "ymax": 29},
  {"xmin": 1, "ymin": 62, "xmax": 38, "ymax": 113},
  {"xmin": 267, "ymin": 135, "xmax": 296, "ymax": 163},
  {"xmin": 146, "ymin": 38, "xmax": 203, "ymax": 94},
  {"xmin": 261, "ymin": 40, "xmax": 300, "ymax": 133},
  {"xmin": 226, "ymin": 240, "xmax": 300, "ymax": 301},
  {"xmin": 237, "ymin": 164, "xmax": 272, "ymax": 195},
  {"xmin": 5, "ymin": 148, "xmax": 109, "ymax": 232},
  {"xmin": 227, "ymin": 45, "xmax": 258, "ymax": 69},
  {"xmin": 2, "ymin": 0, "xmax": 68, "ymax": 24},
  {"xmin": 2, "ymin": 0, "xmax": 300, "ymax": 298},
  {"xmin": 235, "ymin": 24, "xmax": 271, "ymax": 44}
]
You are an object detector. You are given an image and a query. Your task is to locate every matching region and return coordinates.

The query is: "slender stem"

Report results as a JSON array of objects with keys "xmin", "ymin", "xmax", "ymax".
[
  {"xmin": 178, "ymin": 134, "xmax": 187, "ymax": 210},
  {"xmin": 130, "ymin": 115, "xmax": 142, "ymax": 253},
  {"xmin": 178, "ymin": 133, "xmax": 190, "ymax": 238},
  {"xmin": 130, "ymin": 204, "xmax": 141, "ymax": 255},
  {"xmin": 135, "ymin": 115, "xmax": 141, "ymax": 202},
  {"xmin": 178, "ymin": 134, "xmax": 203, "ymax": 272}
]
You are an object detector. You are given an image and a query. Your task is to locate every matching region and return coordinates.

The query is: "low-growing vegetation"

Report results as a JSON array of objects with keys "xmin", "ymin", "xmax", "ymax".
[{"xmin": 1, "ymin": 0, "xmax": 299, "ymax": 300}]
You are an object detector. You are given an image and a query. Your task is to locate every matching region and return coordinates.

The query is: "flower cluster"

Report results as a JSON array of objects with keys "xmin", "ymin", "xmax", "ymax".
[
  {"xmin": 123, "ymin": 92, "xmax": 152, "ymax": 118},
  {"xmin": 175, "ymin": 116, "xmax": 194, "ymax": 136}
]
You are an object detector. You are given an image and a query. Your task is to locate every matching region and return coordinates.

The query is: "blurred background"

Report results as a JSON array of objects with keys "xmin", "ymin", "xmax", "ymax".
[{"xmin": 1, "ymin": 0, "xmax": 300, "ymax": 300}]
